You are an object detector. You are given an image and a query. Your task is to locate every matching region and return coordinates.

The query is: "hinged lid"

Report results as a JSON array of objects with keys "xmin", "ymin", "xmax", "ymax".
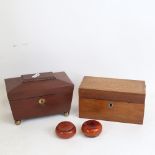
[
  {"xmin": 5, "ymin": 72, "xmax": 74, "ymax": 101},
  {"xmin": 79, "ymin": 76, "xmax": 146, "ymax": 104}
]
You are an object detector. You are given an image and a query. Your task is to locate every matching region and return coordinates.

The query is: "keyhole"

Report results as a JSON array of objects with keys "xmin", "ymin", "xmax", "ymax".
[{"xmin": 108, "ymin": 102, "xmax": 113, "ymax": 108}]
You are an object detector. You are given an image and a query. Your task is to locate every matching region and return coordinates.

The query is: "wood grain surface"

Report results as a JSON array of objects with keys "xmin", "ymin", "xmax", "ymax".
[
  {"xmin": 79, "ymin": 76, "xmax": 145, "ymax": 124},
  {"xmin": 80, "ymin": 76, "xmax": 145, "ymax": 94},
  {"xmin": 79, "ymin": 98, "xmax": 144, "ymax": 124},
  {"xmin": 5, "ymin": 72, "xmax": 74, "ymax": 122}
]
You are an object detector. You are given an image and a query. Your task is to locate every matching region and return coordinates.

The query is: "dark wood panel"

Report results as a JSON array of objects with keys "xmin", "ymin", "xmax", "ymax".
[
  {"xmin": 11, "ymin": 94, "xmax": 73, "ymax": 120},
  {"xmin": 5, "ymin": 72, "xmax": 74, "ymax": 123}
]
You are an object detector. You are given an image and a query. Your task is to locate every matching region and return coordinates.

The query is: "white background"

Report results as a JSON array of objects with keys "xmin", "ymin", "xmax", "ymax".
[{"xmin": 0, "ymin": 0, "xmax": 155, "ymax": 155}]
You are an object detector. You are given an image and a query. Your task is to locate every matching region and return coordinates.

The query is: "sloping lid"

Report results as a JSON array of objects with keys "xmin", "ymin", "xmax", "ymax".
[
  {"xmin": 79, "ymin": 76, "xmax": 146, "ymax": 103},
  {"xmin": 5, "ymin": 72, "xmax": 74, "ymax": 100}
]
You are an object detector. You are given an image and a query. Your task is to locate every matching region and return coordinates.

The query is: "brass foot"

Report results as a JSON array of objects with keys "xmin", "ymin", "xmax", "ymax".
[
  {"xmin": 64, "ymin": 112, "xmax": 69, "ymax": 116},
  {"xmin": 15, "ymin": 120, "xmax": 21, "ymax": 125}
]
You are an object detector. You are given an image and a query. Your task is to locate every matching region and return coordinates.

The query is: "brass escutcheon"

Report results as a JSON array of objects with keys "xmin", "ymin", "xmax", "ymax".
[
  {"xmin": 38, "ymin": 98, "xmax": 46, "ymax": 105},
  {"xmin": 108, "ymin": 102, "xmax": 113, "ymax": 108}
]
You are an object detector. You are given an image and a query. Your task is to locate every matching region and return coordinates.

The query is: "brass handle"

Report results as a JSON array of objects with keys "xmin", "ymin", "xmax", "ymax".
[{"xmin": 38, "ymin": 98, "xmax": 46, "ymax": 105}]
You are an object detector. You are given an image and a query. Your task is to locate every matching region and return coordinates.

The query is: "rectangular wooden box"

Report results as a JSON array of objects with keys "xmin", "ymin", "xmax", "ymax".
[
  {"xmin": 5, "ymin": 72, "xmax": 74, "ymax": 124},
  {"xmin": 79, "ymin": 76, "xmax": 146, "ymax": 124}
]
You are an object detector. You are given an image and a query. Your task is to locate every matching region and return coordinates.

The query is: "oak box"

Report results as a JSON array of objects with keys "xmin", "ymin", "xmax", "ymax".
[{"xmin": 79, "ymin": 76, "xmax": 146, "ymax": 124}]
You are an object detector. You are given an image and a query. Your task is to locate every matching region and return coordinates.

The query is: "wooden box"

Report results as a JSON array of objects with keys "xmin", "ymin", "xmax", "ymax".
[
  {"xmin": 79, "ymin": 76, "xmax": 146, "ymax": 124},
  {"xmin": 5, "ymin": 72, "xmax": 74, "ymax": 125}
]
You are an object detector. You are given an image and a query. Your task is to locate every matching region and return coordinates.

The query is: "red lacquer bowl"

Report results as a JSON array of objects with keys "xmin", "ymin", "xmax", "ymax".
[
  {"xmin": 55, "ymin": 121, "xmax": 76, "ymax": 139},
  {"xmin": 81, "ymin": 120, "xmax": 102, "ymax": 137}
]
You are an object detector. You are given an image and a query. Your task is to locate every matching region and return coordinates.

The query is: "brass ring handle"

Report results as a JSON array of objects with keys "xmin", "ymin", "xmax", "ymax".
[{"xmin": 38, "ymin": 98, "xmax": 46, "ymax": 105}]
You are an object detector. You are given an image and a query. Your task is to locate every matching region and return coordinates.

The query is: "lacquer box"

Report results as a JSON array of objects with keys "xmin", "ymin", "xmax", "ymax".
[
  {"xmin": 79, "ymin": 76, "xmax": 146, "ymax": 124},
  {"xmin": 5, "ymin": 72, "xmax": 74, "ymax": 125}
]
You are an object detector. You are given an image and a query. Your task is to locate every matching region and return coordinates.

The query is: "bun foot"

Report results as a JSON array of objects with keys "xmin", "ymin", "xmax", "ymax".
[
  {"xmin": 15, "ymin": 120, "xmax": 21, "ymax": 125},
  {"xmin": 64, "ymin": 112, "xmax": 69, "ymax": 116}
]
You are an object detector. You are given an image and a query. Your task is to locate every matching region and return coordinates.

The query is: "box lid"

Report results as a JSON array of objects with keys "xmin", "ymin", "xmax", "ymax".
[
  {"xmin": 79, "ymin": 76, "xmax": 146, "ymax": 104},
  {"xmin": 5, "ymin": 72, "xmax": 74, "ymax": 101}
]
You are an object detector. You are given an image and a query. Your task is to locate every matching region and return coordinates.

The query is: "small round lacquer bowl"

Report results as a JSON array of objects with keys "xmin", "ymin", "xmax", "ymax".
[
  {"xmin": 81, "ymin": 120, "xmax": 102, "ymax": 137},
  {"xmin": 55, "ymin": 121, "xmax": 76, "ymax": 139}
]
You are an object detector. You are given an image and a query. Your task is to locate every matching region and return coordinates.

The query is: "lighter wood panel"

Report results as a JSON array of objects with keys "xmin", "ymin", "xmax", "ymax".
[
  {"xmin": 79, "ymin": 98, "xmax": 144, "ymax": 124},
  {"xmin": 79, "ymin": 76, "xmax": 145, "ymax": 95}
]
